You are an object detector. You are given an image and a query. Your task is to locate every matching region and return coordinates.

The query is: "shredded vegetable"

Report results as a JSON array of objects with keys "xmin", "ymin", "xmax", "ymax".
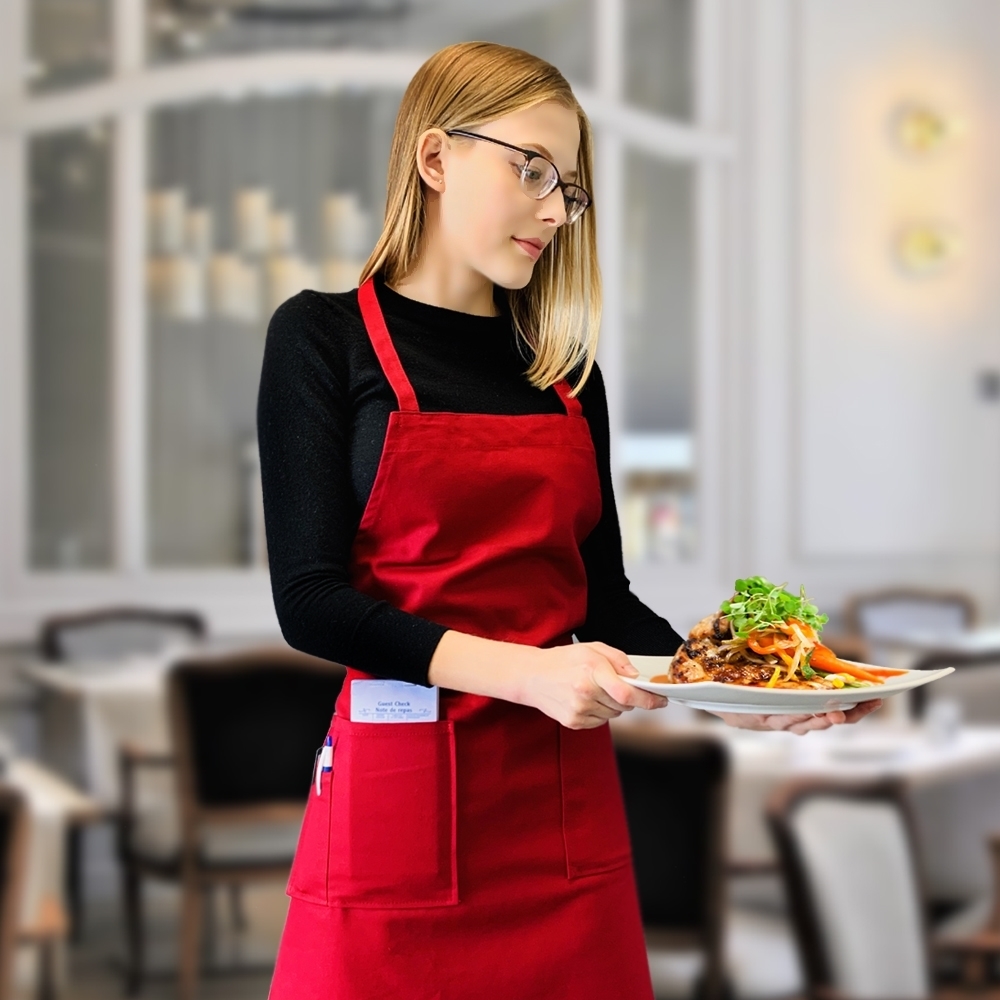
[
  {"xmin": 721, "ymin": 576, "xmax": 828, "ymax": 639},
  {"xmin": 717, "ymin": 577, "xmax": 905, "ymax": 689}
]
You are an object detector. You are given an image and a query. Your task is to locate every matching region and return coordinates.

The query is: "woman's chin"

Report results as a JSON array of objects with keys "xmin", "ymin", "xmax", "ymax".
[{"xmin": 483, "ymin": 260, "xmax": 533, "ymax": 292}]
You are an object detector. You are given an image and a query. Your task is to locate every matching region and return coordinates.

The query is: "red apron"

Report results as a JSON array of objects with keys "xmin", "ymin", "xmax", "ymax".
[{"xmin": 269, "ymin": 277, "xmax": 654, "ymax": 1000}]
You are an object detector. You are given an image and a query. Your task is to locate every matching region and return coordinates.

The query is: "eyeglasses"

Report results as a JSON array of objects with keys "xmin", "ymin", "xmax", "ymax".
[{"xmin": 444, "ymin": 129, "xmax": 592, "ymax": 225}]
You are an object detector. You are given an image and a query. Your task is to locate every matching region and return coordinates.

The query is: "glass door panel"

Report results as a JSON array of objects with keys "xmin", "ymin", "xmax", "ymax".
[
  {"xmin": 29, "ymin": 0, "xmax": 113, "ymax": 93},
  {"xmin": 620, "ymin": 148, "xmax": 696, "ymax": 563},
  {"xmin": 146, "ymin": 89, "xmax": 402, "ymax": 567},
  {"xmin": 624, "ymin": 0, "xmax": 693, "ymax": 120},
  {"xmin": 145, "ymin": 0, "xmax": 594, "ymax": 85},
  {"xmin": 29, "ymin": 123, "xmax": 115, "ymax": 569}
]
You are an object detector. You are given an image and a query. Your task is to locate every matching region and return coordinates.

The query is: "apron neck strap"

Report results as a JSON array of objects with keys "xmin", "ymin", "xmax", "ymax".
[
  {"xmin": 554, "ymin": 379, "xmax": 583, "ymax": 417},
  {"xmin": 358, "ymin": 275, "xmax": 582, "ymax": 418},
  {"xmin": 358, "ymin": 277, "xmax": 420, "ymax": 413}
]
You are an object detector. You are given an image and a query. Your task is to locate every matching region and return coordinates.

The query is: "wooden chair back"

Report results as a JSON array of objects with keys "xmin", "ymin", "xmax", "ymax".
[
  {"xmin": 167, "ymin": 646, "xmax": 347, "ymax": 845},
  {"xmin": 39, "ymin": 605, "xmax": 205, "ymax": 662},
  {"xmin": 910, "ymin": 649, "xmax": 1000, "ymax": 722},
  {"xmin": 843, "ymin": 589, "xmax": 975, "ymax": 648},
  {"xmin": 612, "ymin": 727, "xmax": 729, "ymax": 999},
  {"xmin": 767, "ymin": 778, "xmax": 933, "ymax": 1000}
]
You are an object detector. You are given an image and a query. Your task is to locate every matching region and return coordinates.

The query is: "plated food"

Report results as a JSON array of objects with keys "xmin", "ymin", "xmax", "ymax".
[
  {"xmin": 620, "ymin": 576, "xmax": 955, "ymax": 714},
  {"xmin": 622, "ymin": 660, "xmax": 953, "ymax": 715},
  {"xmin": 653, "ymin": 576, "xmax": 905, "ymax": 690}
]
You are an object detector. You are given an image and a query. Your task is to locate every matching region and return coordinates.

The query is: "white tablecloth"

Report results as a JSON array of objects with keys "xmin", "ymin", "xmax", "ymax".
[
  {"xmin": 26, "ymin": 654, "xmax": 1000, "ymax": 905},
  {"xmin": 723, "ymin": 723, "xmax": 1000, "ymax": 899},
  {"xmin": 5, "ymin": 757, "xmax": 101, "ymax": 990},
  {"xmin": 22, "ymin": 651, "xmax": 178, "ymax": 805},
  {"xmin": 615, "ymin": 710, "xmax": 1000, "ymax": 903}
]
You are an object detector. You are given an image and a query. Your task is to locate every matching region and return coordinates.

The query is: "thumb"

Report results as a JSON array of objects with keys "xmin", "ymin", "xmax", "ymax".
[
  {"xmin": 611, "ymin": 656, "xmax": 639, "ymax": 677},
  {"xmin": 585, "ymin": 641, "xmax": 639, "ymax": 677}
]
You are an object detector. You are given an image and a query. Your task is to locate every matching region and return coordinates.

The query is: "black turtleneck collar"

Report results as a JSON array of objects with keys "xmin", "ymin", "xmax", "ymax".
[{"xmin": 372, "ymin": 271, "xmax": 512, "ymax": 335}]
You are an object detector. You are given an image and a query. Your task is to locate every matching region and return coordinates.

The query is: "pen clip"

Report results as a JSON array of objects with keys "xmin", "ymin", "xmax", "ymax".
[{"xmin": 315, "ymin": 734, "xmax": 334, "ymax": 796}]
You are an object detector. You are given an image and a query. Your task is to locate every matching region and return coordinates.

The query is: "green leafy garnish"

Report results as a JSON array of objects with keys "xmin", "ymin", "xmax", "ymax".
[{"xmin": 720, "ymin": 576, "xmax": 828, "ymax": 640}]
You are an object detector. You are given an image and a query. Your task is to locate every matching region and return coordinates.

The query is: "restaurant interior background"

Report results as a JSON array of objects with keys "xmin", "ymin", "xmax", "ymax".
[{"xmin": 3, "ymin": 0, "xmax": 1000, "ymax": 997}]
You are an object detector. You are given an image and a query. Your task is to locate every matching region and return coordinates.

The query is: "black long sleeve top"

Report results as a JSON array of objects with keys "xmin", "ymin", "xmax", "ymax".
[{"xmin": 256, "ymin": 271, "xmax": 684, "ymax": 686}]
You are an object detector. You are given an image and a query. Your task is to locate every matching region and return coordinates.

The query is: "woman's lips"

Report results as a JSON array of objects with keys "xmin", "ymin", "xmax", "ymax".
[{"xmin": 512, "ymin": 237, "xmax": 542, "ymax": 261}]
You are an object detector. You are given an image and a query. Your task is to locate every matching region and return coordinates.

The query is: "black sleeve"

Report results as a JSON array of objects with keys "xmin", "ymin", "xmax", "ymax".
[
  {"xmin": 575, "ymin": 364, "xmax": 685, "ymax": 655},
  {"xmin": 256, "ymin": 293, "xmax": 449, "ymax": 686}
]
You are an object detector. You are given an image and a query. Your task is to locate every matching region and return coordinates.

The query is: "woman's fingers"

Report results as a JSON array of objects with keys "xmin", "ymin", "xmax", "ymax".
[
  {"xmin": 786, "ymin": 714, "xmax": 837, "ymax": 735},
  {"xmin": 843, "ymin": 699, "xmax": 883, "ymax": 722},
  {"xmin": 582, "ymin": 644, "xmax": 670, "ymax": 711},
  {"xmin": 585, "ymin": 641, "xmax": 639, "ymax": 676},
  {"xmin": 714, "ymin": 695, "xmax": 886, "ymax": 735},
  {"xmin": 528, "ymin": 641, "xmax": 671, "ymax": 729},
  {"xmin": 593, "ymin": 662, "xmax": 668, "ymax": 711}
]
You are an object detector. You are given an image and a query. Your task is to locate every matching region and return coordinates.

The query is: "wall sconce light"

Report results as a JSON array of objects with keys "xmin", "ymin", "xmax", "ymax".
[
  {"xmin": 894, "ymin": 222, "xmax": 962, "ymax": 276},
  {"xmin": 890, "ymin": 103, "xmax": 962, "ymax": 156}
]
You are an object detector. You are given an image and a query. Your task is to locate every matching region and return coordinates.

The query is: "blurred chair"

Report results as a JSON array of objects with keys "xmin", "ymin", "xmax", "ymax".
[
  {"xmin": 118, "ymin": 646, "xmax": 346, "ymax": 1000},
  {"xmin": 909, "ymin": 650, "xmax": 1000, "ymax": 724},
  {"xmin": 614, "ymin": 727, "xmax": 728, "ymax": 1000},
  {"xmin": 843, "ymin": 589, "xmax": 976, "ymax": 666},
  {"xmin": 39, "ymin": 606, "xmax": 206, "ymax": 663},
  {"xmin": 767, "ymin": 777, "xmax": 1000, "ymax": 999},
  {"xmin": 35, "ymin": 606, "xmax": 205, "ymax": 942}
]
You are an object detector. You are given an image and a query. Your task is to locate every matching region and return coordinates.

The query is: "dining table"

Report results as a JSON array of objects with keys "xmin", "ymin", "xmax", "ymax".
[
  {"xmin": 19, "ymin": 651, "xmax": 177, "ymax": 807},
  {"xmin": 854, "ymin": 621, "xmax": 1000, "ymax": 689},
  {"xmin": 19, "ymin": 642, "xmax": 1000, "ymax": 911},
  {"xmin": 4, "ymin": 755, "xmax": 102, "ymax": 995},
  {"xmin": 614, "ymin": 704, "xmax": 1000, "ymax": 906},
  {"xmin": 15, "ymin": 636, "xmax": 272, "ymax": 808}
]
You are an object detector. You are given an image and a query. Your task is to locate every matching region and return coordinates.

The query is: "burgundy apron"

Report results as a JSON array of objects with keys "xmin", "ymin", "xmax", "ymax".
[{"xmin": 269, "ymin": 276, "xmax": 654, "ymax": 1000}]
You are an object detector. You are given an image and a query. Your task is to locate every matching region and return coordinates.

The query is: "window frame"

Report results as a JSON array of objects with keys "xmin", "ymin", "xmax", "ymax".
[{"xmin": 0, "ymin": 0, "xmax": 736, "ymax": 634}]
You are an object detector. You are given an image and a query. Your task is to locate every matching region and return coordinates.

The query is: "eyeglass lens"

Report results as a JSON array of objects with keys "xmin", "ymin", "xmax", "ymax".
[{"xmin": 519, "ymin": 158, "xmax": 589, "ymax": 224}]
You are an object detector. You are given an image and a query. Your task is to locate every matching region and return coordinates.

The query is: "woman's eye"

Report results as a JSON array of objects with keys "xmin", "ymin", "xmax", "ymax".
[{"xmin": 523, "ymin": 164, "xmax": 545, "ymax": 182}]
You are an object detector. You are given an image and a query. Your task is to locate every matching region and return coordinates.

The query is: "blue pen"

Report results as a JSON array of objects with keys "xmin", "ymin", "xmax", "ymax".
[{"xmin": 315, "ymin": 735, "xmax": 333, "ymax": 796}]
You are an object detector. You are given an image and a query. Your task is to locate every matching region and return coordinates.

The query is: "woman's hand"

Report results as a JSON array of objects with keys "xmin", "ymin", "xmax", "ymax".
[
  {"xmin": 427, "ymin": 630, "xmax": 668, "ymax": 729},
  {"xmin": 707, "ymin": 698, "xmax": 883, "ymax": 735},
  {"xmin": 519, "ymin": 641, "xmax": 669, "ymax": 730}
]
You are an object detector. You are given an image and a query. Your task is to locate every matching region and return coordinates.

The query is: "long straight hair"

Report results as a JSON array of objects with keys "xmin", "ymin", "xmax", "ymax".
[{"xmin": 359, "ymin": 42, "xmax": 601, "ymax": 396}]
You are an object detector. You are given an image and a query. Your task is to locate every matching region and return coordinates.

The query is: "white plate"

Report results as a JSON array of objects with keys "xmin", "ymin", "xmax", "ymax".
[{"xmin": 623, "ymin": 656, "xmax": 955, "ymax": 715}]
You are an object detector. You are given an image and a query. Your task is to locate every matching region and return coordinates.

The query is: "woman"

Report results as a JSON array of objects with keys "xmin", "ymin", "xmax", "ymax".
[{"xmin": 258, "ymin": 41, "xmax": 880, "ymax": 1000}]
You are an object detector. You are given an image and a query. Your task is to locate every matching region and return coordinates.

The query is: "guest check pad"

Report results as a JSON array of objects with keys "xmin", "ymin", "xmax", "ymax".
[{"xmin": 350, "ymin": 679, "xmax": 440, "ymax": 723}]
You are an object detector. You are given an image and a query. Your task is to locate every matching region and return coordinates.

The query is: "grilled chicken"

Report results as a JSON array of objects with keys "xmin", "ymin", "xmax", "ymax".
[
  {"xmin": 671, "ymin": 616, "xmax": 779, "ymax": 687},
  {"xmin": 688, "ymin": 612, "xmax": 731, "ymax": 642}
]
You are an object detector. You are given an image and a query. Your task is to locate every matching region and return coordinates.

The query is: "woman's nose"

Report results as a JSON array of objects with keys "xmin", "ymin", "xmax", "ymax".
[{"xmin": 537, "ymin": 188, "xmax": 567, "ymax": 227}]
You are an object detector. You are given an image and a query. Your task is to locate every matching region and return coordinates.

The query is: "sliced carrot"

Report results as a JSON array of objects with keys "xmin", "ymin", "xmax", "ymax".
[
  {"xmin": 811, "ymin": 645, "xmax": 882, "ymax": 683},
  {"xmin": 747, "ymin": 630, "xmax": 797, "ymax": 655}
]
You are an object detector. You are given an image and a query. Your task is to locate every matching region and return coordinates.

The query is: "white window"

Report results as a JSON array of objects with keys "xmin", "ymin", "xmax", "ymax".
[{"xmin": 0, "ymin": 0, "xmax": 735, "ymax": 634}]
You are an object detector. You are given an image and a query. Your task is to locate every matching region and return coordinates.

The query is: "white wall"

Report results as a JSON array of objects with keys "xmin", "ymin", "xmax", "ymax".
[{"xmin": 738, "ymin": 0, "xmax": 1000, "ymax": 625}]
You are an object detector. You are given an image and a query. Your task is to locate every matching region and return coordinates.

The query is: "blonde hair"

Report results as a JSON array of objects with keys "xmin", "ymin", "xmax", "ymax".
[{"xmin": 359, "ymin": 41, "xmax": 601, "ymax": 396}]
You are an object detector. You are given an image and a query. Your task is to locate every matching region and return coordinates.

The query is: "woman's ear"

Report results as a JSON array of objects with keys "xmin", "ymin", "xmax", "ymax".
[{"xmin": 415, "ymin": 129, "xmax": 447, "ymax": 193}]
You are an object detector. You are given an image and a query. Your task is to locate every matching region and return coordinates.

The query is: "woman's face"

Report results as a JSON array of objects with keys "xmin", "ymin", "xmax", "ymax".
[{"xmin": 422, "ymin": 101, "xmax": 582, "ymax": 290}]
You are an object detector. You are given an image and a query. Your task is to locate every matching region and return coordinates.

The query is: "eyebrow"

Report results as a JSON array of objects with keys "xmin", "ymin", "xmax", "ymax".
[{"xmin": 523, "ymin": 142, "xmax": 578, "ymax": 181}]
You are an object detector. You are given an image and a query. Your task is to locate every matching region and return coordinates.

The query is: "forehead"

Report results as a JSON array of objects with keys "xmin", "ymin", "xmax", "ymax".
[{"xmin": 482, "ymin": 102, "xmax": 580, "ymax": 175}]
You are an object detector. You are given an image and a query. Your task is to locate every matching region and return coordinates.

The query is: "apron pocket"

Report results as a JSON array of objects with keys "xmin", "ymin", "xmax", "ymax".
[
  {"xmin": 559, "ymin": 724, "xmax": 634, "ymax": 878},
  {"xmin": 286, "ymin": 724, "xmax": 336, "ymax": 905},
  {"xmin": 327, "ymin": 715, "xmax": 458, "ymax": 908}
]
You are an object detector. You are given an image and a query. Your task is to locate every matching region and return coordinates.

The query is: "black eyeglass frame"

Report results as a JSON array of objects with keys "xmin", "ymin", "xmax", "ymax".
[{"xmin": 443, "ymin": 128, "xmax": 592, "ymax": 222}]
